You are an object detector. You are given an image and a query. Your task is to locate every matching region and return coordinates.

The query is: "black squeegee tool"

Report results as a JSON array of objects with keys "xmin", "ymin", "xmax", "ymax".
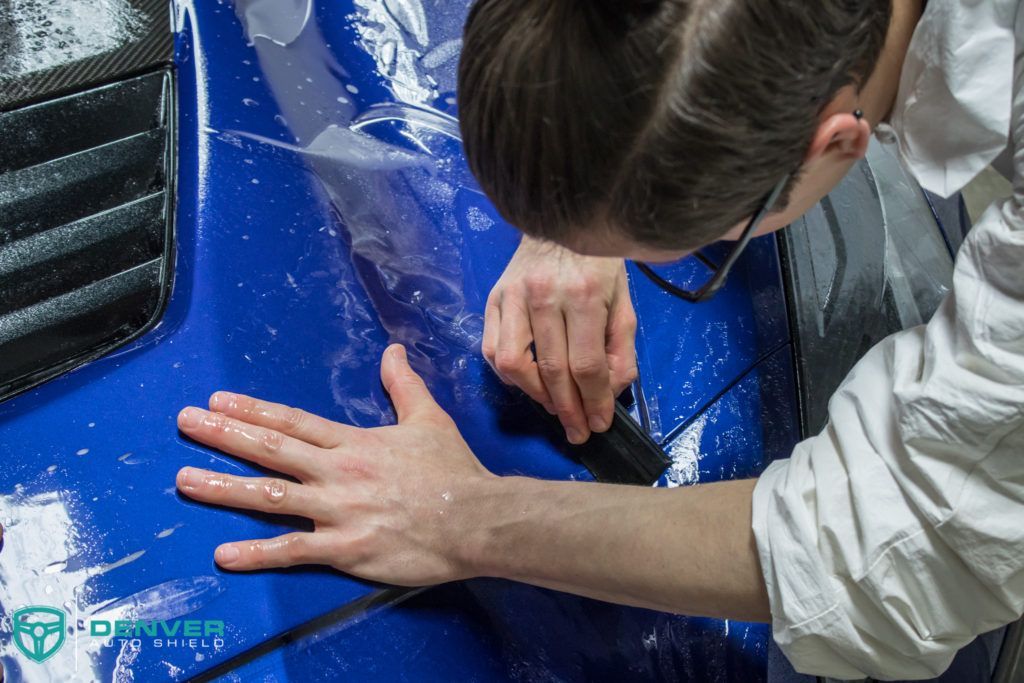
[{"xmin": 538, "ymin": 401, "xmax": 671, "ymax": 486}]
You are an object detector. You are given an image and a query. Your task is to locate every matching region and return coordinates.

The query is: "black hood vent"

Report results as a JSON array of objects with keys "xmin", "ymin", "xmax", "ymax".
[{"xmin": 0, "ymin": 69, "xmax": 175, "ymax": 402}]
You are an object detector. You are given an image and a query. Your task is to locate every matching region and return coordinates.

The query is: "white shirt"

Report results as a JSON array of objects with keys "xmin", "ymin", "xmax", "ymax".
[{"xmin": 752, "ymin": 1, "xmax": 1024, "ymax": 679}]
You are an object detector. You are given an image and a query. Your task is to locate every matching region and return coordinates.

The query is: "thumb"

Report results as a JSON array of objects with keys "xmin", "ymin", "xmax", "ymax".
[{"xmin": 381, "ymin": 344, "xmax": 439, "ymax": 424}]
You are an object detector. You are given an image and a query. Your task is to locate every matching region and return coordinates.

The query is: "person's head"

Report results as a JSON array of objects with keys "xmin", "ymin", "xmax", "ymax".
[{"xmin": 457, "ymin": 0, "xmax": 892, "ymax": 262}]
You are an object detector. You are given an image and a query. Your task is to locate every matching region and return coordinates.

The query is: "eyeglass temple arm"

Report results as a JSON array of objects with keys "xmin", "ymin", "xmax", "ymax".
[
  {"xmin": 634, "ymin": 262, "xmax": 703, "ymax": 302},
  {"xmin": 633, "ymin": 173, "xmax": 791, "ymax": 304}
]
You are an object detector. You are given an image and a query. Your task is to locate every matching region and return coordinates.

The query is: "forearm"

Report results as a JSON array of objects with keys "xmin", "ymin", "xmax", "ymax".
[{"xmin": 460, "ymin": 476, "xmax": 770, "ymax": 622}]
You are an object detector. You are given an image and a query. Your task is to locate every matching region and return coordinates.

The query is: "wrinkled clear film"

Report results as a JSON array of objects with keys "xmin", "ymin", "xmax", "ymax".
[{"xmin": 782, "ymin": 138, "xmax": 954, "ymax": 435}]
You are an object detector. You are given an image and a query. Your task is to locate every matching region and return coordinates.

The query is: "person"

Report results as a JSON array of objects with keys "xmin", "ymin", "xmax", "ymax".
[{"xmin": 172, "ymin": 0, "xmax": 1024, "ymax": 679}]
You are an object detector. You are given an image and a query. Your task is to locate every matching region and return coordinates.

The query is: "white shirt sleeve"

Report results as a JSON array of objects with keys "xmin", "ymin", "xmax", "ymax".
[
  {"xmin": 752, "ymin": 190, "xmax": 1024, "ymax": 680},
  {"xmin": 752, "ymin": 3, "xmax": 1024, "ymax": 678}
]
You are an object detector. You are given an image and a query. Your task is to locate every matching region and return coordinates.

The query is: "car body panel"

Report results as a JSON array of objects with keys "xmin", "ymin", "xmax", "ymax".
[{"xmin": 213, "ymin": 346, "xmax": 799, "ymax": 683}]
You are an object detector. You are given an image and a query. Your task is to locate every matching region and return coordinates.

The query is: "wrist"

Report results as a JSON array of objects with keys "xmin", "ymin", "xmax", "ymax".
[{"xmin": 451, "ymin": 474, "xmax": 543, "ymax": 580}]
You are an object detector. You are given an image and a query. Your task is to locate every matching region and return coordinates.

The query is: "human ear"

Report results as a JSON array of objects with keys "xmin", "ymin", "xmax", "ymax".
[{"xmin": 804, "ymin": 112, "xmax": 871, "ymax": 164}]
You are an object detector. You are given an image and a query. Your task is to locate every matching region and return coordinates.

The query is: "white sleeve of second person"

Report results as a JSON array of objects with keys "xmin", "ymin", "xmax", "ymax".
[
  {"xmin": 751, "ymin": 190, "xmax": 1024, "ymax": 680},
  {"xmin": 752, "ymin": 2, "xmax": 1024, "ymax": 678}
]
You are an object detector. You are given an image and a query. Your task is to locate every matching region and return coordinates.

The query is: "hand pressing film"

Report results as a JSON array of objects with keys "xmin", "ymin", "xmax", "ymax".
[{"xmin": 175, "ymin": 344, "xmax": 495, "ymax": 586}]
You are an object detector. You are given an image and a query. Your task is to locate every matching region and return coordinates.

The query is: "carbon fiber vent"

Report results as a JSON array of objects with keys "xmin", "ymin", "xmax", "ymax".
[
  {"xmin": 0, "ymin": 0, "xmax": 173, "ymax": 111},
  {"xmin": 0, "ymin": 69, "xmax": 175, "ymax": 402}
]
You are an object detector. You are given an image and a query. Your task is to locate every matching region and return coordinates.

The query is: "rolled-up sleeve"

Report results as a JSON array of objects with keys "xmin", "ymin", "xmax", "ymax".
[{"xmin": 752, "ymin": 194, "xmax": 1024, "ymax": 680}]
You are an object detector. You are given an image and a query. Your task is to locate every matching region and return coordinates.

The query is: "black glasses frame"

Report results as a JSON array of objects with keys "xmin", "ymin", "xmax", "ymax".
[{"xmin": 635, "ymin": 173, "xmax": 792, "ymax": 303}]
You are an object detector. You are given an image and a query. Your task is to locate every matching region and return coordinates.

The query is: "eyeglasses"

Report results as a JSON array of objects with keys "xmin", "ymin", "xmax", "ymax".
[{"xmin": 635, "ymin": 173, "xmax": 791, "ymax": 303}]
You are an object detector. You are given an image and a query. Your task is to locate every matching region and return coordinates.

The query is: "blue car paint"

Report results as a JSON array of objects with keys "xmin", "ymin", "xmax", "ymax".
[
  {"xmin": 218, "ymin": 346, "xmax": 799, "ymax": 682},
  {"xmin": 0, "ymin": 0, "xmax": 799, "ymax": 680}
]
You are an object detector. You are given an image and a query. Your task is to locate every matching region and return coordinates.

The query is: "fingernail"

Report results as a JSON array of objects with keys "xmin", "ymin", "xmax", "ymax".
[
  {"xmin": 179, "ymin": 407, "xmax": 202, "ymax": 429},
  {"xmin": 566, "ymin": 428, "xmax": 585, "ymax": 445},
  {"xmin": 216, "ymin": 544, "xmax": 240, "ymax": 565},
  {"xmin": 209, "ymin": 392, "xmax": 225, "ymax": 410},
  {"xmin": 588, "ymin": 415, "xmax": 609, "ymax": 432},
  {"xmin": 542, "ymin": 403, "xmax": 556, "ymax": 416},
  {"xmin": 391, "ymin": 344, "xmax": 406, "ymax": 360},
  {"xmin": 178, "ymin": 467, "xmax": 199, "ymax": 491}
]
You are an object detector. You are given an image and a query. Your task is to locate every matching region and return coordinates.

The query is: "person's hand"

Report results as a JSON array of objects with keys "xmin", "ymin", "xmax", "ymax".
[
  {"xmin": 174, "ymin": 344, "xmax": 495, "ymax": 586},
  {"xmin": 484, "ymin": 236, "xmax": 638, "ymax": 444}
]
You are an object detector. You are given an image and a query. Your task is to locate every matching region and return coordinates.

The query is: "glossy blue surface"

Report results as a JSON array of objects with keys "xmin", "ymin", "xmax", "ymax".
[
  {"xmin": 628, "ymin": 237, "xmax": 789, "ymax": 445},
  {"xmin": 0, "ymin": 0, "xmax": 798, "ymax": 680},
  {"xmin": 218, "ymin": 347, "xmax": 800, "ymax": 683}
]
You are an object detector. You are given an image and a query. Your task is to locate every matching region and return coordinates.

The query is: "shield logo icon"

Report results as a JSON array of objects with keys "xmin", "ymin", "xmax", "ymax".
[{"xmin": 12, "ymin": 605, "xmax": 67, "ymax": 663}]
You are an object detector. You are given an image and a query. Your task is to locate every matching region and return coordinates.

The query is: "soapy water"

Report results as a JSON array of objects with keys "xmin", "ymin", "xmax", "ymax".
[
  {"xmin": 420, "ymin": 38, "xmax": 461, "ymax": 71},
  {"xmin": 465, "ymin": 206, "xmax": 494, "ymax": 233},
  {"xmin": 0, "ymin": 490, "xmax": 223, "ymax": 682},
  {"xmin": 0, "ymin": 0, "xmax": 145, "ymax": 79},
  {"xmin": 662, "ymin": 412, "xmax": 709, "ymax": 488},
  {"xmin": 350, "ymin": 0, "xmax": 435, "ymax": 104}
]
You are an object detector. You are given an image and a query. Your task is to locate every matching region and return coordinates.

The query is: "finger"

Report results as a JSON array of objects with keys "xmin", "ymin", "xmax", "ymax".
[
  {"xmin": 177, "ymin": 467, "xmax": 328, "ymax": 519},
  {"xmin": 493, "ymin": 298, "xmax": 554, "ymax": 411},
  {"xmin": 482, "ymin": 291, "xmax": 502, "ymax": 378},
  {"xmin": 529, "ymin": 301, "xmax": 589, "ymax": 444},
  {"xmin": 606, "ymin": 291, "xmax": 640, "ymax": 396},
  {"xmin": 214, "ymin": 532, "xmax": 328, "ymax": 571},
  {"xmin": 380, "ymin": 344, "xmax": 443, "ymax": 424},
  {"xmin": 177, "ymin": 407, "xmax": 323, "ymax": 480},
  {"xmin": 208, "ymin": 391, "xmax": 345, "ymax": 449},
  {"xmin": 564, "ymin": 302, "xmax": 615, "ymax": 434}
]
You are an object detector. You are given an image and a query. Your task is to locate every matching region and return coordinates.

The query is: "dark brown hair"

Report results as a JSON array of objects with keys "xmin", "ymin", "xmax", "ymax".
[{"xmin": 457, "ymin": 0, "xmax": 892, "ymax": 251}]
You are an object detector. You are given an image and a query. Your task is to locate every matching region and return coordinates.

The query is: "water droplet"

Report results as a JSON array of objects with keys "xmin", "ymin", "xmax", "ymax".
[
  {"xmin": 345, "ymin": 84, "xmax": 359, "ymax": 94},
  {"xmin": 155, "ymin": 524, "xmax": 182, "ymax": 539},
  {"xmin": 76, "ymin": 448, "xmax": 89, "ymax": 456}
]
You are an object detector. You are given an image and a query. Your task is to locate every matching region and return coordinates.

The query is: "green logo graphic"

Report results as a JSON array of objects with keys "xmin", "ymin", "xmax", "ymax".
[{"xmin": 13, "ymin": 606, "xmax": 67, "ymax": 663}]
